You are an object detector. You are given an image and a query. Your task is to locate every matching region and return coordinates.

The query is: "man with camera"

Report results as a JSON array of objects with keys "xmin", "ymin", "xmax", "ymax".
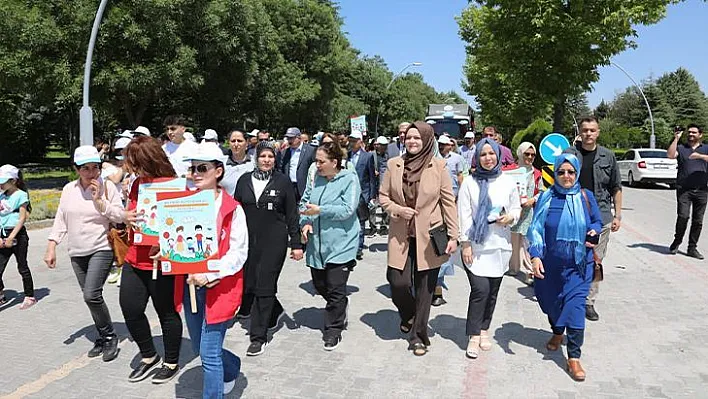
[{"xmin": 668, "ymin": 124, "xmax": 708, "ymax": 260}]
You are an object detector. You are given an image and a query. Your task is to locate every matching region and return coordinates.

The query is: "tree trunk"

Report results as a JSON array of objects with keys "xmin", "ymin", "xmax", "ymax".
[{"xmin": 552, "ymin": 96, "xmax": 565, "ymax": 133}]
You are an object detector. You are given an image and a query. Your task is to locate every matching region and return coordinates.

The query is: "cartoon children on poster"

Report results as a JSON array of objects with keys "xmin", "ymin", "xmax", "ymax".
[{"xmin": 134, "ymin": 177, "xmax": 187, "ymax": 246}]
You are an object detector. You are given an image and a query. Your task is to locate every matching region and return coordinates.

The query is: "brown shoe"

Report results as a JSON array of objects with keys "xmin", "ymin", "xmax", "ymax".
[
  {"xmin": 546, "ymin": 334, "xmax": 563, "ymax": 351},
  {"xmin": 567, "ymin": 359, "xmax": 586, "ymax": 381}
]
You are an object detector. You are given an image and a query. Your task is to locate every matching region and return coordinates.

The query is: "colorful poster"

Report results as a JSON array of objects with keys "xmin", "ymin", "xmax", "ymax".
[
  {"xmin": 134, "ymin": 177, "xmax": 187, "ymax": 246},
  {"xmin": 503, "ymin": 167, "xmax": 533, "ymax": 204},
  {"xmin": 350, "ymin": 115, "xmax": 367, "ymax": 133},
  {"xmin": 156, "ymin": 189, "xmax": 220, "ymax": 275}
]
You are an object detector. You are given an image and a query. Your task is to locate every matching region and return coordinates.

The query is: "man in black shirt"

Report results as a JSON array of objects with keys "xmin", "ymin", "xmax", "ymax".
[
  {"xmin": 564, "ymin": 116, "xmax": 622, "ymax": 322},
  {"xmin": 667, "ymin": 124, "xmax": 708, "ymax": 259}
]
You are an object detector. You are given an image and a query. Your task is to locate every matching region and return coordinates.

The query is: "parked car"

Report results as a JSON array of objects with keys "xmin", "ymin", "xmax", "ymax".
[{"xmin": 617, "ymin": 148, "xmax": 677, "ymax": 187}]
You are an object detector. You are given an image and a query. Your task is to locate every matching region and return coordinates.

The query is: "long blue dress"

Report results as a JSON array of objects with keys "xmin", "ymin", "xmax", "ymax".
[{"xmin": 529, "ymin": 191, "xmax": 602, "ymax": 330}]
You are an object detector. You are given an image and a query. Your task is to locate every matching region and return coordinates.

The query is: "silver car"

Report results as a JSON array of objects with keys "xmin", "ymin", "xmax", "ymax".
[{"xmin": 618, "ymin": 148, "xmax": 677, "ymax": 187}]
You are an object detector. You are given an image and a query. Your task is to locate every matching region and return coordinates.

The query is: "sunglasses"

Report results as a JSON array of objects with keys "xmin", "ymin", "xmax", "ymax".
[
  {"xmin": 523, "ymin": 152, "xmax": 536, "ymax": 157},
  {"xmin": 556, "ymin": 170, "xmax": 576, "ymax": 176},
  {"xmin": 258, "ymin": 138, "xmax": 269, "ymax": 142},
  {"xmin": 189, "ymin": 164, "xmax": 216, "ymax": 174}
]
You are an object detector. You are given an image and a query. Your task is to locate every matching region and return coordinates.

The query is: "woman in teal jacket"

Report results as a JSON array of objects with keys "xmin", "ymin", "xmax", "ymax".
[{"xmin": 300, "ymin": 141, "xmax": 361, "ymax": 351}]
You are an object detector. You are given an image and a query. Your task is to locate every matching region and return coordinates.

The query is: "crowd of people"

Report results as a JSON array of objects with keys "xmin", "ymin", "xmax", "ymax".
[{"xmin": 1, "ymin": 114, "xmax": 707, "ymax": 396}]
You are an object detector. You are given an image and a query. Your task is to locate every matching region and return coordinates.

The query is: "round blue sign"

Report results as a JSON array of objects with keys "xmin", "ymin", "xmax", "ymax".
[{"xmin": 539, "ymin": 133, "xmax": 571, "ymax": 164}]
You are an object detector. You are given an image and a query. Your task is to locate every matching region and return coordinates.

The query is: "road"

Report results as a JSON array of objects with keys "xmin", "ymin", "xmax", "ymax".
[{"xmin": 1, "ymin": 185, "xmax": 707, "ymax": 398}]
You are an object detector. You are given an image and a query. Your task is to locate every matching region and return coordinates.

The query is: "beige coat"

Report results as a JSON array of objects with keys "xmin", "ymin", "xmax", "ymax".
[{"xmin": 379, "ymin": 157, "xmax": 459, "ymax": 271}]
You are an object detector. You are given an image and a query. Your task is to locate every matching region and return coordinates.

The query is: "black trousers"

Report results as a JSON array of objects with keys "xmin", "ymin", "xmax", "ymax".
[
  {"xmin": 673, "ymin": 187, "xmax": 708, "ymax": 249},
  {"xmin": 0, "ymin": 227, "xmax": 33, "ymax": 297},
  {"xmin": 310, "ymin": 262, "xmax": 351, "ymax": 340},
  {"xmin": 387, "ymin": 238, "xmax": 437, "ymax": 346},
  {"xmin": 465, "ymin": 269, "xmax": 503, "ymax": 336},
  {"xmin": 119, "ymin": 264, "xmax": 182, "ymax": 364},
  {"xmin": 249, "ymin": 295, "xmax": 283, "ymax": 343}
]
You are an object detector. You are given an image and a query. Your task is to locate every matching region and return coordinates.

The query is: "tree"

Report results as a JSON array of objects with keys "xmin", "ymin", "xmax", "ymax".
[
  {"xmin": 655, "ymin": 68, "xmax": 708, "ymax": 128},
  {"xmin": 510, "ymin": 118, "xmax": 554, "ymax": 154},
  {"xmin": 458, "ymin": 0, "xmax": 681, "ymax": 132},
  {"xmin": 594, "ymin": 100, "xmax": 610, "ymax": 120}
]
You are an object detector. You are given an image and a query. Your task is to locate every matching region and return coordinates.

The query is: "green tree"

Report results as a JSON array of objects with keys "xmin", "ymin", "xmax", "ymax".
[{"xmin": 511, "ymin": 118, "xmax": 554, "ymax": 154}]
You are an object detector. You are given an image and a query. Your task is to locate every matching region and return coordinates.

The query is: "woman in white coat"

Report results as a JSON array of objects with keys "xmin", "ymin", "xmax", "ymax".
[{"xmin": 458, "ymin": 138, "xmax": 521, "ymax": 359}]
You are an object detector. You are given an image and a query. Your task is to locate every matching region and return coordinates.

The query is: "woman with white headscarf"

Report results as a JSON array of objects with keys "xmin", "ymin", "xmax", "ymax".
[{"xmin": 509, "ymin": 142, "xmax": 542, "ymax": 283}]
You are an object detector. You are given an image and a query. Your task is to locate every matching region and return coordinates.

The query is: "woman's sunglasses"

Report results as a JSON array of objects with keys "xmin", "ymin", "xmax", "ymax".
[
  {"xmin": 556, "ymin": 170, "xmax": 576, "ymax": 176},
  {"xmin": 523, "ymin": 152, "xmax": 536, "ymax": 157},
  {"xmin": 189, "ymin": 164, "xmax": 216, "ymax": 174}
]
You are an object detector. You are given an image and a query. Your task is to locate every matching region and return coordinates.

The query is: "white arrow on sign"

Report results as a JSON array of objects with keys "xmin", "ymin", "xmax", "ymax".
[{"xmin": 544, "ymin": 141, "xmax": 563, "ymax": 156}]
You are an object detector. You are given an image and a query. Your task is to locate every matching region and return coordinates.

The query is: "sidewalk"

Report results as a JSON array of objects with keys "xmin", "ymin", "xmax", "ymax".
[{"xmin": 1, "ymin": 220, "xmax": 707, "ymax": 398}]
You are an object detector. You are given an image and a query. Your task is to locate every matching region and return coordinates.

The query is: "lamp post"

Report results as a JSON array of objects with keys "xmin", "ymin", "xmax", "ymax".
[
  {"xmin": 374, "ymin": 62, "xmax": 422, "ymax": 138},
  {"xmin": 79, "ymin": 0, "xmax": 110, "ymax": 146},
  {"xmin": 610, "ymin": 61, "xmax": 656, "ymax": 149}
]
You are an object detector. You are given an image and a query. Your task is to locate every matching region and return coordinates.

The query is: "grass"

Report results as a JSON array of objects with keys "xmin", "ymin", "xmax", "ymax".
[
  {"xmin": 24, "ymin": 168, "xmax": 73, "ymax": 180},
  {"xmin": 28, "ymin": 189, "xmax": 62, "ymax": 222}
]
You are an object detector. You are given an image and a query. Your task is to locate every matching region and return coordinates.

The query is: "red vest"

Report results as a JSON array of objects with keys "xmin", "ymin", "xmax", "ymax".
[{"xmin": 174, "ymin": 192, "xmax": 244, "ymax": 324}]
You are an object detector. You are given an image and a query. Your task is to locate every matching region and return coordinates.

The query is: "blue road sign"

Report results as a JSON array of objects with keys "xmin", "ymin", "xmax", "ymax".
[{"xmin": 539, "ymin": 133, "xmax": 571, "ymax": 164}]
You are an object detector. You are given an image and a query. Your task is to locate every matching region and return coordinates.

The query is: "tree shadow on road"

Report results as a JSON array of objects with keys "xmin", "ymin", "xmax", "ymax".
[
  {"xmin": 375, "ymin": 284, "xmax": 391, "ymax": 299},
  {"xmin": 428, "ymin": 314, "xmax": 467, "ymax": 350},
  {"xmin": 175, "ymin": 364, "xmax": 248, "ymax": 398},
  {"xmin": 627, "ymin": 242, "xmax": 672, "ymax": 255},
  {"xmin": 298, "ymin": 281, "xmax": 359, "ymax": 297},
  {"xmin": 359, "ymin": 309, "xmax": 405, "ymax": 341},
  {"xmin": 0, "ymin": 287, "xmax": 51, "ymax": 313},
  {"xmin": 494, "ymin": 322, "xmax": 566, "ymax": 372}
]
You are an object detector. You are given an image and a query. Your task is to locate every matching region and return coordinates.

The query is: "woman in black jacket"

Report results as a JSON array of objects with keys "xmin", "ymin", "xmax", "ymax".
[{"xmin": 234, "ymin": 142, "xmax": 303, "ymax": 356}]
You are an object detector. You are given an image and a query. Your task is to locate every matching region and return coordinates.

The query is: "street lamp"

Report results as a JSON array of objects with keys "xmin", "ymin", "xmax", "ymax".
[
  {"xmin": 80, "ymin": 0, "xmax": 110, "ymax": 146},
  {"xmin": 374, "ymin": 62, "xmax": 423, "ymax": 138},
  {"xmin": 609, "ymin": 61, "xmax": 656, "ymax": 149}
]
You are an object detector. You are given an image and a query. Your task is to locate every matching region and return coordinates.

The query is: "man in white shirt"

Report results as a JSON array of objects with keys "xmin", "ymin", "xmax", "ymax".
[
  {"xmin": 162, "ymin": 115, "xmax": 198, "ymax": 178},
  {"xmin": 279, "ymin": 127, "xmax": 315, "ymax": 200},
  {"xmin": 387, "ymin": 122, "xmax": 410, "ymax": 158},
  {"xmin": 460, "ymin": 131, "xmax": 476, "ymax": 173}
]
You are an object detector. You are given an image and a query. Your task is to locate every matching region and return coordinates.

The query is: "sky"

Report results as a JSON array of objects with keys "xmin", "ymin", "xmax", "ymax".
[{"xmin": 339, "ymin": 0, "xmax": 708, "ymax": 110}]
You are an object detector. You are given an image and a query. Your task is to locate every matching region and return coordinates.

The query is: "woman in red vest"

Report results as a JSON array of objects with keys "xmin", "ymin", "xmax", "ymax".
[{"xmin": 175, "ymin": 143, "xmax": 249, "ymax": 398}]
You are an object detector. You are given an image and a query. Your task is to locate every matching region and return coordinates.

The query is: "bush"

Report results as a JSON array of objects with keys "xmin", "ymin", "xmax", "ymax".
[
  {"xmin": 28, "ymin": 190, "xmax": 61, "ymax": 222},
  {"xmin": 511, "ymin": 118, "xmax": 554, "ymax": 155}
]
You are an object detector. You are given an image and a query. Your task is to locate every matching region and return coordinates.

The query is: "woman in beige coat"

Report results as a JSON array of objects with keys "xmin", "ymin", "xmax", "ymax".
[{"xmin": 379, "ymin": 121, "xmax": 459, "ymax": 356}]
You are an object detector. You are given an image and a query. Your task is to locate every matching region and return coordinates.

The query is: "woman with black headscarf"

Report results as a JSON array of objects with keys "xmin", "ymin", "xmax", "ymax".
[
  {"xmin": 458, "ymin": 137, "xmax": 521, "ymax": 359},
  {"xmin": 234, "ymin": 141, "xmax": 303, "ymax": 356},
  {"xmin": 379, "ymin": 121, "xmax": 459, "ymax": 356}
]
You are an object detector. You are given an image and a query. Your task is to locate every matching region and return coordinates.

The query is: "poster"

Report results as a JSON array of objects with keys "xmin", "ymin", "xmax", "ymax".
[
  {"xmin": 156, "ymin": 189, "xmax": 220, "ymax": 275},
  {"xmin": 134, "ymin": 177, "xmax": 187, "ymax": 246},
  {"xmin": 503, "ymin": 167, "xmax": 533, "ymax": 204},
  {"xmin": 350, "ymin": 115, "xmax": 367, "ymax": 134}
]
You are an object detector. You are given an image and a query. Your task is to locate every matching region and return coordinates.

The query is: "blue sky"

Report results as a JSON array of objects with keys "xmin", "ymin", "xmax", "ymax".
[{"xmin": 339, "ymin": 0, "xmax": 708, "ymax": 109}]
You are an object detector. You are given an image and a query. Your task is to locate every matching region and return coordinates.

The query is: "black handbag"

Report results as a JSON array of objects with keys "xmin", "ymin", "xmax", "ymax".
[
  {"xmin": 581, "ymin": 189, "xmax": 604, "ymax": 282},
  {"xmin": 429, "ymin": 224, "xmax": 448, "ymax": 256}
]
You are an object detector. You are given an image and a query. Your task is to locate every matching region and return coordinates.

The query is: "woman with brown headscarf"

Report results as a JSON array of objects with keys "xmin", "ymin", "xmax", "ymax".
[{"xmin": 379, "ymin": 121, "xmax": 459, "ymax": 356}]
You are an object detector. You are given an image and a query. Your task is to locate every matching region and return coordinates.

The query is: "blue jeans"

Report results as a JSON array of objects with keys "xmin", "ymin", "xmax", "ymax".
[
  {"xmin": 183, "ymin": 284, "xmax": 241, "ymax": 399},
  {"xmin": 550, "ymin": 317, "xmax": 584, "ymax": 359}
]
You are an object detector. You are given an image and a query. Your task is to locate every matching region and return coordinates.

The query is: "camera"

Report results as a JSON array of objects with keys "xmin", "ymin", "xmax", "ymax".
[{"xmin": 675, "ymin": 126, "xmax": 684, "ymax": 133}]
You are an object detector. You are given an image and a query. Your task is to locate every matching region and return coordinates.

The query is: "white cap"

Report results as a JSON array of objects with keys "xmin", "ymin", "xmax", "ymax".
[
  {"xmin": 118, "ymin": 130, "xmax": 134, "ymax": 139},
  {"xmin": 349, "ymin": 130, "xmax": 363, "ymax": 140},
  {"xmin": 114, "ymin": 137, "xmax": 131, "ymax": 150},
  {"xmin": 464, "ymin": 131, "xmax": 475, "ymax": 139},
  {"xmin": 133, "ymin": 126, "xmax": 151, "ymax": 136},
  {"xmin": 184, "ymin": 132, "xmax": 196, "ymax": 142},
  {"xmin": 74, "ymin": 145, "xmax": 102, "ymax": 166},
  {"xmin": 203, "ymin": 129, "xmax": 218, "ymax": 141},
  {"xmin": 376, "ymin": 136, "xmax": 390, "ymax": 145},
  {"xmin": 437, "ymin": 135, "xmax": 453, "ymax": 145},
  {"xmin": 0, "ymin": 164, "xmax": 19, "ymax": 185},
  {"xmin": 184, "ymin": 142, "xmax": 228, "ymax": 164},
  {"xmin": 248, "ymin": 129, "xmax": 260, "ymax": 137}
]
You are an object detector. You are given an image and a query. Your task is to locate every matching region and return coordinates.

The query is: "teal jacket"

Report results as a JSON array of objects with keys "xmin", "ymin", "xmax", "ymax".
[{"xmin": 299, "ymin": 168, "xmax": 361, "ymax": 270}]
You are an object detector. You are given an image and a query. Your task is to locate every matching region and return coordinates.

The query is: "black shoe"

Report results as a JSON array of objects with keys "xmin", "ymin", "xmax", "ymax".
[
  {"xmin": 324, "ymin": 336, "xmax": 341, "ymax": 351},
  {"xmin": 247, "ymin": 341, "xmax": 267, "ymax": 356},
  {"xmin": 88, "ymin": 339, "xmax": 104, "ymax": 358},
  {"xmin": 128, "ymin": 355, "xmax": 161, "ymax": 382},
  {"xmin": 687, "ymin": 248, "xmax": 705, "ymax": 260},
  {"xmin": 268, "ymin": 308, "xmax": 285, "ymax": 331},
  {"xmin": 152, "ymin": 364, "xmax": 180, "ymax": 384},
  {"xmin": 585, "ymin": 305, "xmax": 599, "ymax": 321},
  {"xmin": 431, "ymin": 295, "xmax": 447, "ymax": 307},
  {"xmin": 669, "ymin": 241, "xmax": 680, "ymax": 255},
  {"xmin": 102, "ymin": 337, "xmax": 119, "ymax": 362},
  {"xmin": 356, "ymin": 251, "xmax": 363, "ymax": 261}
]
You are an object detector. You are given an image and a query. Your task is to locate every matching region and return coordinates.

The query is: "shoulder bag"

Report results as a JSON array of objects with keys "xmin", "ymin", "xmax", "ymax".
[{"xmin": 580, "ymin": 189, "xmax": 604, "ymax": 282}]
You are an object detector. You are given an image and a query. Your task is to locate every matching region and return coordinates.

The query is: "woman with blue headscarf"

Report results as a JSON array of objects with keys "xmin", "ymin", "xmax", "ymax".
[
  {"xmin": 527, "ymin": 153, "xmax": 602, "ymax": 382},
  {"xmin": 458, "ymin": 138, "xmax": 521, "ymax": 359}
]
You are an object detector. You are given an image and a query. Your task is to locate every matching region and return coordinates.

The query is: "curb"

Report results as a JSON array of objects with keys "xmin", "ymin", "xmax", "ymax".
[{"xmin": 26, "ymin": 219, "xmax": 54, "ymax": 231}]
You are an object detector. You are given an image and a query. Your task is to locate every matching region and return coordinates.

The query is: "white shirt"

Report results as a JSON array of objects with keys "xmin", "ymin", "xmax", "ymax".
[
  {"xmin": 288, "ymin": 143, "xmax": 303, "ymax": 182},
  {"xmin": 163, "ymin": 140, "xmax": 199, "ymax": 178},
  {"xmin": 205, "ymin": 191, "xmax": 249, "ymax": 282},
  {"xmin": 457, "ymin": 173, "xmax": 521, "ymax": 277},
  {"xmin": 350, "ymin": 148, "xmax": 364, "ymax": 167},
  {"xmin": 251, "ymin": 176, "xmax": 269, "ymax": 201}
]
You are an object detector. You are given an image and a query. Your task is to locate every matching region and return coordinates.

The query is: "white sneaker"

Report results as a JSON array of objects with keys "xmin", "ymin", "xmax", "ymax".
[
  {"xmin": 224, "ymin": 379, "xmax": 236, "ymax": 395},
  {"xmin": 466, "ymin": 336, "xmax": 480, "ymax": 359}
]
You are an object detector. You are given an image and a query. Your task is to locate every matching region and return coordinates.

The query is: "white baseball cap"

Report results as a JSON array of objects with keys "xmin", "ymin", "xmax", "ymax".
[
  {"xmin": 74, "ymin": 145, "xmax": 102, "ymax": 166},
  {"xmin": 0, "ymin": 165, "xmax": 19, "ymax": 185},
  {"xmin": 464, "ymin": 132, "xmax": 475, "ymax": 139},
  {"xmin": 133, "ymin": 126, "xmax": 151, "ymax": 136},
  {"xmin": 114, "ymin": 137, "xmax": 131, "ymax": 150},
  {"xmin": 184, "ymin": 142, "xmax": 228, "ymax": 164},
  {"xmin": 184, "ymin": 132, "xmax": 196, "ymax": 142},
  {"xmin": 203, "ymin": 129, "xmax": 218, "ymax": 141},
  {"xmin": 349, "ymin": 130, "xmax": 363, "ymax": 140},
  {"xmin": 118, "ymin": 130, "xmax": 134, "ymax": 139},
  {"xmin": 437, "ymin": 135, "xmax": 453, "ymax": 145},
  {"xmin": 248, "ymin": 129, "xmax": 260, "ymax": 137},
  {"xmin": 376, "ymin": 136, "xmax": 390, "ymax": 145}
]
